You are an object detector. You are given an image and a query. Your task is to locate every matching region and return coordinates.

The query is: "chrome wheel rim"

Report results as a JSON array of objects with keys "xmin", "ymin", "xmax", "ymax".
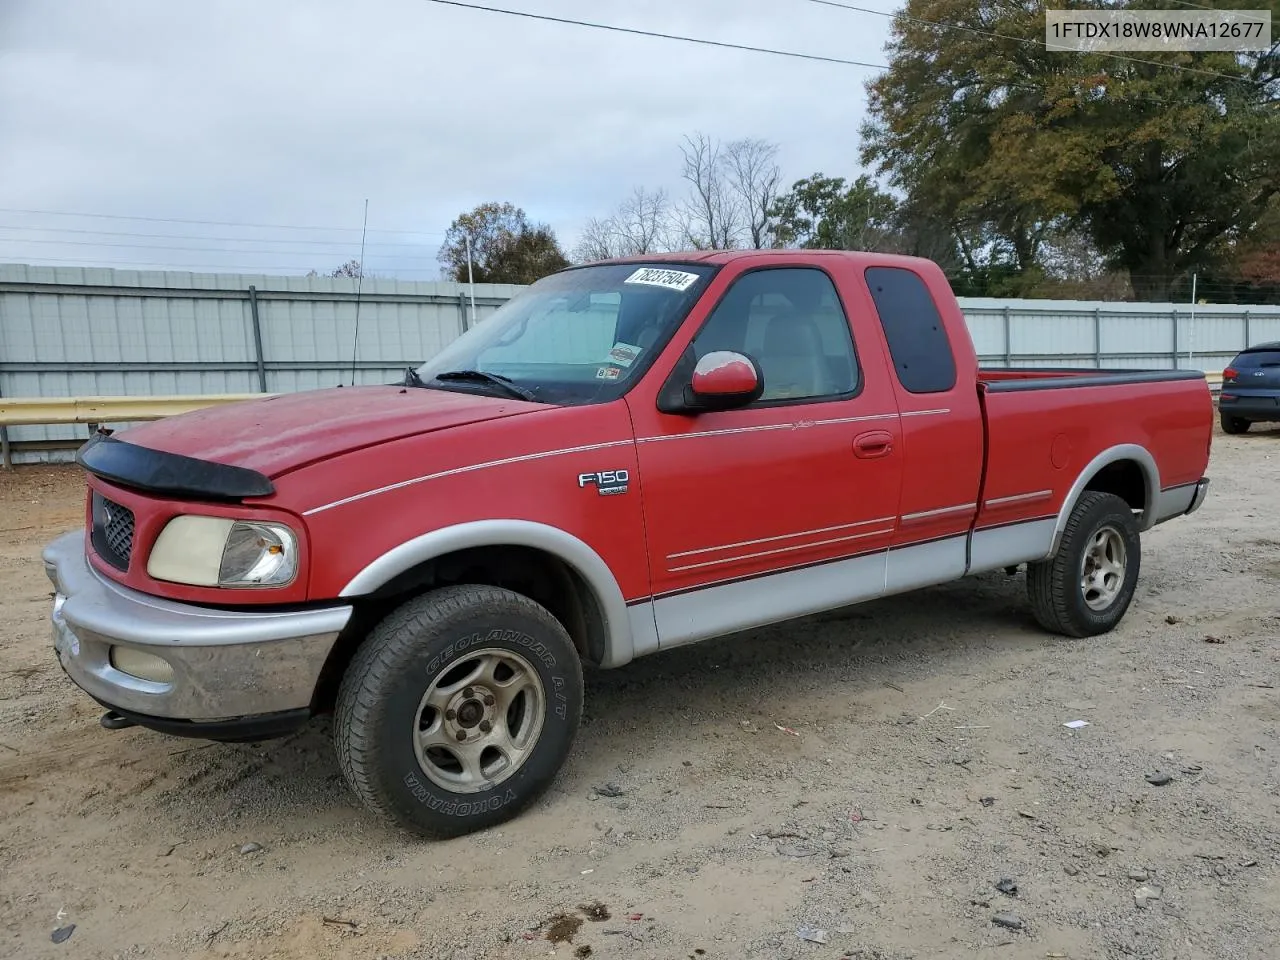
[
  {"xmin": 1080, "ymin": 525, "xmax": 1127, "ymax": 611},
  {"xmin": 413, "ymin": 647, "xmax": 546, "ymax": 795}
]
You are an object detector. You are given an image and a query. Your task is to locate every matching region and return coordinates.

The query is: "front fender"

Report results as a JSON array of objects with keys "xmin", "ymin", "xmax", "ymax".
[{"xmin": 339, "ymin": 519, "xmax": 648, "ymax": 669}]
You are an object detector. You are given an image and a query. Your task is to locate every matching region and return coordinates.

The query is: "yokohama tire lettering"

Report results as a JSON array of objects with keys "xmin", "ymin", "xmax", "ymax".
[{"xmin": 403, "ymin": 772, "xmax": 518, "ymax": 815}]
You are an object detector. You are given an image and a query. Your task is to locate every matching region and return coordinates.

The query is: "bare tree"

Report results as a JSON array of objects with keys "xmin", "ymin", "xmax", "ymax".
[
  {"xmin": 580, "ymin": 132, "xmax": 782, "ymax": 256},
  {"xmin": 675, "ymin": 132, "xmax": 782, "ymax": 249},
  {"xmin": 724, "ymin": 138, "xmax": 782, "ymax": 249},
  {"xmin": 573, "ymin": 187, "xmax": 676, "ymax": 262},
  {"xmin": 615, "ymin": 186, "xmax": 672, "ymax": 254},
  {"xmin": 678, "ymin": 132, "xmax": 742, "ymax": 249},
  {"xmin": 574, "ymin": 217, "xmax": 621, "ymax": 262}
]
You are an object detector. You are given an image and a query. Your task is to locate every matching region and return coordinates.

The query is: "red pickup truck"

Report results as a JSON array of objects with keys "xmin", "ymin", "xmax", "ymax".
[{"xmin": 44, "ymin": 250, "xmax": 1213, "ymax": 838}]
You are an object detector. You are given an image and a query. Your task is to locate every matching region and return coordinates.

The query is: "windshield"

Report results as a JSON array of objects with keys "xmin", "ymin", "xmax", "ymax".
[{"xmin": 413, "ymin": 262, "xmax": 717, "ymax": 404}]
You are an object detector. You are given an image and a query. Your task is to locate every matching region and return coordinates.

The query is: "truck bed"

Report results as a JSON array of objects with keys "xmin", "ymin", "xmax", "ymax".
[
  {"xmin": 971, "ymin": 365, "xmax": 1213, "ymax": 575},
  {"xmin": 979, "ymin": 367, "xmax": 1209, "ymax": 391}
]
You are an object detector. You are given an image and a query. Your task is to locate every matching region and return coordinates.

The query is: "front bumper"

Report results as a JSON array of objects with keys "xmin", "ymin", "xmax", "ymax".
[{"xmin": 43, "ymin": 529, "xmax": 352, "ymax": 725}]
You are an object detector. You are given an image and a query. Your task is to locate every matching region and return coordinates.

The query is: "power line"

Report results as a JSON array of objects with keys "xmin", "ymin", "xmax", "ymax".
[
  {"xmin": 0, "ymin": 235, "xmax": 439, "ymax": 262},
  {"xmin": 419, "ymin": 0, "xmax": 1266, "ymax": 86},
  {"xmin": 3, "ymin": 254, "xmax": 437, "ymax": 274},
  {"xmin": 802, "ymin": 0, "xmax": 1268, "ymax": 84},
  {"xmin": 1163, "ymin": 0, "xmax": 1237, "ymax": 12},
  {"xmin": 420, "ymin": 0, "xmax": 888, "ymax": 70},
  {"xmin": 0, "ymin": 206, "xmax": 441, "ymax": 237},
  {"xmin": 0, "ymin": 223, "xmax": 442, "ymax": 246}
]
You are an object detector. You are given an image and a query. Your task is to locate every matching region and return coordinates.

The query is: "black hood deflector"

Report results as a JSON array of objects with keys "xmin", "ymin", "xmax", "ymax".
[{"xmin": 77, "ymin": 432, "xmax": 275, "ymax": 501}]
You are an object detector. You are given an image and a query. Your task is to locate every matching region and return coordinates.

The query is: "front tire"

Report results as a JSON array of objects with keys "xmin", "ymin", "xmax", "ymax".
[
  {"xmin": 334, "ymin": 585, "xmax": 583, "ymax": 839},
  {"xmin": 1026, "ymin": 491, "xmax": 1141, "ymax": 638},
  {"xmin": 1221, "ymin": 413, "xmax": 1250, "ymax": 434}
]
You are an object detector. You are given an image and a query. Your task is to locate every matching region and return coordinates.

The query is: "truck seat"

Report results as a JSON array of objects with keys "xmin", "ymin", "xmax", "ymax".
[{"xmin": 760, "ymin": 312, "xmax": 831, "ymax": 399}]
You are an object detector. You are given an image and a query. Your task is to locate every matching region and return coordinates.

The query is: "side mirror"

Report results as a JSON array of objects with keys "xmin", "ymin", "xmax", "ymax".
[{"xmin": 683, "ymin": 351, "xmax": 764, "ymax": 411}]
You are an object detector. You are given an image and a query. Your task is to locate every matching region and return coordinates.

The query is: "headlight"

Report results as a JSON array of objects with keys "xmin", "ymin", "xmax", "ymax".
[{"xmin": 147, "ymin": 516, "xmax": 299, "ymax": 588}]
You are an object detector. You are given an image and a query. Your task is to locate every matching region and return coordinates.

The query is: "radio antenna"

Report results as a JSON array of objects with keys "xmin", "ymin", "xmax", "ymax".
[{"xmin": 348, "ymin": 198, "xmax": 369, "ymax": 386}]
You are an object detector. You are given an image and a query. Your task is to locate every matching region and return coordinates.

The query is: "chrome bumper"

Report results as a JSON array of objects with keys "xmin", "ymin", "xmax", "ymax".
[{"xmin": 43, "ymin": 529, "xmax": 352, "ymax": 722}]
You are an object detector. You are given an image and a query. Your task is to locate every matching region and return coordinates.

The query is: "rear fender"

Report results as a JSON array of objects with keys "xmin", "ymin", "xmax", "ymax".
[
  {"xmin": 1047, "ymin": 444, "xmax": 1160, "ymax": 559},
  {"xmin": 339, "ymin": 519, "xmax": 648, "ymax": 668}
]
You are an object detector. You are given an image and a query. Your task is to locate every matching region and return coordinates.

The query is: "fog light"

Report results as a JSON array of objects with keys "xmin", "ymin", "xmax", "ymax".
[{"xmin": 109, "ymin": 647, "xmax": 174, "ymax": 684}]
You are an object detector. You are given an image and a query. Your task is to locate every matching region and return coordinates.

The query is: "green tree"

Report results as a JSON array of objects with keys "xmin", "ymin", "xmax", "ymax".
[
  {"xmin": 306, "ymin": 259, "xmax": 380, "ymax": 279},
  {"xmin": 438, "ymin": 202, "xmax": 570, "ymax": 284},
  {"xmin": 769, "ymin": 174, "xmax": 899, "ymax": 250},
  {"xmin": 329, "ymin": 259, "xmax": 365, "ymax": 278},
  {"xmin": 769, "ymin": 173, "xmax": 972, "ymax": 279},
  {"xmin": 860, "ymin": 0, "xmax": 1280, "ymax": 301},
  {"xmin": 1193, "ymin": 196, "xmax": 1280, "ymax": 303}
]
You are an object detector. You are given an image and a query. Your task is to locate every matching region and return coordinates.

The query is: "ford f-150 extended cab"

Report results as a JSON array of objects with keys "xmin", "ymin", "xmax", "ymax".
[{"xmin": 43, "ymin": 250, "xmax": 1213, "ymax": 838}]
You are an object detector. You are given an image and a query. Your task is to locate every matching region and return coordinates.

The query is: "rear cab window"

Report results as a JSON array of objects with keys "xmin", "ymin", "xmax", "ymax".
[{"xmin": 864, "ymin": 266, "xmax": 956, "ymax": 394}]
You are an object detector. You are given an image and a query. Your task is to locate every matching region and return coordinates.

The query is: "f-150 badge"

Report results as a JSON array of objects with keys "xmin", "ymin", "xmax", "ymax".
[{"xmin": 578, "ymin": 470, "xmax": 629, "ymax": 496}]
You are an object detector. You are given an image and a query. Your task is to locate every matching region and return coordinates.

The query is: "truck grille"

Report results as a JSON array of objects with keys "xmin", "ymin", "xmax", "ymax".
[{"xmin": 91, "ymin": 492, "xmax": 135, "ymax": 570}]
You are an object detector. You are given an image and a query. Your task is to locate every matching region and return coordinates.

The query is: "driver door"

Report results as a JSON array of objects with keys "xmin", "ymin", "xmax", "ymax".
[{"xmin": 626, "ymin": 263, "xmax": 905, "ymax": 648}]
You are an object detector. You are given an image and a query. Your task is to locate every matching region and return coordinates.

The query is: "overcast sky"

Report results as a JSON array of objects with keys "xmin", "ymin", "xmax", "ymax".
[{"xmin": 0, "ymin": 0, "xmax": 893, "ymax": 279}]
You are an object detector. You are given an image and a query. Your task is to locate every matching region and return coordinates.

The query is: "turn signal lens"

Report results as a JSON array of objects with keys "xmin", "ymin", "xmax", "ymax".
[{"xmin": 218, "ymin": 522, "xmax": 297, "ymax": 586}]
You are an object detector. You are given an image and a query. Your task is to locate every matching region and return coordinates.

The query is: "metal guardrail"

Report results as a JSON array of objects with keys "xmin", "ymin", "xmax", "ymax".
[
  {"xmin": 0, "ymin": 393, "xmax": 273, "ymax": 427},
  {"xmin": 0, "ymin": 394, "xmax": 273, "ymax": 469},
  {"xmin": 0, "ymin": 372, "xmax": 1225, "ymax": 470}
]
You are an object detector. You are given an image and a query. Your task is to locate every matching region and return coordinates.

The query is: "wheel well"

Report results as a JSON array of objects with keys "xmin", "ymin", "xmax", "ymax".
[
  {"xmin": 310, "ymin": 545, "xmax": 606, "ymax": 714},
  {"xmin": 1083, "ymin": 459, "xmax": 1147, "ymax": 513}
]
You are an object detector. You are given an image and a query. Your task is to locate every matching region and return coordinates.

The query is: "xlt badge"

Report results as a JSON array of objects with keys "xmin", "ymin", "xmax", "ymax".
[{"xmin": 578, "ymin": 470, "xmax": 630, "ymax": 496}]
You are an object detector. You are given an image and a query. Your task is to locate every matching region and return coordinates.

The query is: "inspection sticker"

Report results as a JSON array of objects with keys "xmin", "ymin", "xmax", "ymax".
[
  {"xmin": 606, "ymin": 342, "xmax": 642, "ymax": 367},
  {"xmin": 623, "ymin": 267, "xmax": 700, "ymax": 292},
  {"xmin": 595, "ymin": 365, "xmax": 622, "ymax": 380}
]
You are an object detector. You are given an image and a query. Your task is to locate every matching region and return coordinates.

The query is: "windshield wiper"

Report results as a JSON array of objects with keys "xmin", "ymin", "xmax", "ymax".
[{"xmin": 431, "ymin": 369, "xmax": 538, "ymax": 402}]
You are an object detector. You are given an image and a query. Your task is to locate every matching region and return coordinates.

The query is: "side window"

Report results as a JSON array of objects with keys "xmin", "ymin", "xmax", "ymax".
[
  {"xmin": 691, "ymin": 268, "xmax": 860, "ymax": 402},
  {"xmin": 864, "ymin": 266, "xmax": 957, "ymax": 394}
]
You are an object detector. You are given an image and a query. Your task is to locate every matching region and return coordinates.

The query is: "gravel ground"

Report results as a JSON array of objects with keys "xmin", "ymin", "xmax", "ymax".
[{"xmin": 2, "ymin": 424, "xmax": 1279, "ymax": 960}]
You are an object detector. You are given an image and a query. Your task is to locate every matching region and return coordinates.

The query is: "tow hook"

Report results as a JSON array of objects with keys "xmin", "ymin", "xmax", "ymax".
[{"xmin": 100, "ymin": 710, "xmax": 136, "ymax": 731}]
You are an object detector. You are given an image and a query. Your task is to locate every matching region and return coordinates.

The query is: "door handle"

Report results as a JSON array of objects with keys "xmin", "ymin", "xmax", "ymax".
[{"xmin": 853, "ymin": 430, "xmax": 894, "ymax": 459}]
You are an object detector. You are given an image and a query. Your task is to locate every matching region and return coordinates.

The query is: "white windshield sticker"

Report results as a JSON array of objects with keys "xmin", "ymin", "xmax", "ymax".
[
  {"xmin": 623, "ymin": 267, "xmax": 700, "ymax": 291},
  {"xmin": 607, "ymin": 342, "xmax": 642, "ymax": 367}
]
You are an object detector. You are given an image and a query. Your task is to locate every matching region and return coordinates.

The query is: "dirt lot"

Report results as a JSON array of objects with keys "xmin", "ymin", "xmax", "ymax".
[{"xmin": 2, "ymin": 425, "xmax": 1279, "ymax": 960}]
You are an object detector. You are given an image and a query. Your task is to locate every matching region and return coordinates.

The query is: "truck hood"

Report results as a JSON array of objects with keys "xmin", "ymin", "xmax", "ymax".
[{"xmin": 115, "ymin": 386, "xmax": 537, "ymax": 478}]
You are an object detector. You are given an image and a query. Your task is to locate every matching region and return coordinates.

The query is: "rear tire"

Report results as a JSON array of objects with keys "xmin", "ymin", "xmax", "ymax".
[
  {"xmin": 1027, "ymin": 491, "xmax": 1141, "ymax": 638},
  {"xmin": 1220, "ymin": 413, "xmax": 1250, "ymax": 434},
  {"xmin": 334, "ymin": 584, "xmax": 583, "ymax": 839}
]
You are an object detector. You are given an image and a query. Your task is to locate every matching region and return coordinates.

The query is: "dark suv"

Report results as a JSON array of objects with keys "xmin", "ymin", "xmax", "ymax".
[{"xmin": 1220, "ymin": 341, "xmax": 1280, "ymax": 434}]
